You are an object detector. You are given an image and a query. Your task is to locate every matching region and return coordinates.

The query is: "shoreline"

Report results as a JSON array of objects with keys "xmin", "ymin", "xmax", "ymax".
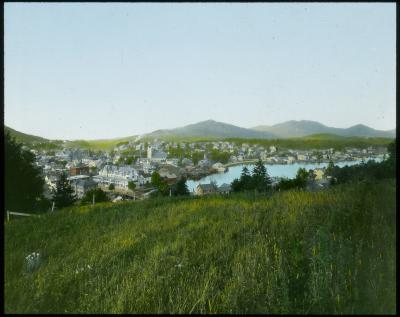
[{"xmin": 186, "ymin": 156, "xmax": 382, "ymax": 184}]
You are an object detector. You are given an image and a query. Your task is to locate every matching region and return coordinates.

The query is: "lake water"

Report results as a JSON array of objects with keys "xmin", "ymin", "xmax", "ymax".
[{"xmin": 186, "ymin": 158, "xmax": 383, "ymax": 192}]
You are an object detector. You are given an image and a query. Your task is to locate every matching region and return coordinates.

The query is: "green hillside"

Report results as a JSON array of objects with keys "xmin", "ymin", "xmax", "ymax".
[
  {"xmin": 226, "ymin": 134, "xmax": 393, "ymax": 150},
  {"xmin": 5, "ymin": 180, "xmax": 395, "ymax": 314},
  {"xmin": 4, "ymin": 126, "xmax": 48, "ymax": 144},
  {"xmin": 65, "ymin": 136, "xmax": 136, "ymax": 151}
]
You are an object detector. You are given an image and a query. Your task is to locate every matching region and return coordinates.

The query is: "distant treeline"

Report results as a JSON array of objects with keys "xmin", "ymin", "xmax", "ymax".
[{"xmin": 224, "ymin": 134, "xmax": 393, "ymax": 150}]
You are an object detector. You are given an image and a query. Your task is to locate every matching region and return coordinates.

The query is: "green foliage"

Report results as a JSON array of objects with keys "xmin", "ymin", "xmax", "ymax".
[
  {"xmin": 116, "ymin": 141, "xmax": 129, "ymax": 147},
  {"xmin": 328, "ymin": 141, "xmax": 395, "ymax": 185},
  {"xmin": 125, "ymin": 156, "xmax": 136, "ymax": 165},
  {"xmin": 81, "ymin": 188, "xmax": 110, "ymax": 205},
  {"xmin": 209, "ymin": 149, "xmax": 230, "ymax": 164},
  {"xmin": 231, "ymin": 163, "xmax": 271, "ymax": 193},
  {"xmin": 251, "ymin": 159, "xmax": 272, "ymax": 192},
  {"xmin": 4, "ymin": 179, "xmax": 396, "ymax": 314},
  {"xmin": 52, "ymin": 173, "xmax": 76, "ymax": 209},
  {"xmin": 4, "ymin": 126, "xmax": 48, "ymax": 144},
  {"xmin": 191, "ymin": 152, "xmax": 204, "ymax": 165},
  {"xmin": 4, "ymin": 132, "xmax": 49, "ymax": 214},
  {"xmin": 151, "ymin": 172, "xmax": 170, "ymax": 196},
  {"xmin": 172, "ymin": 177, "xmax": 190, "ymax": 196},
  {"xmin": 330, "ymin": 159, "xmax": 394, "ymax": 185},
  {"xmin": 276, "ymin": 168, "xmax": 311, "ymax": 191},
  {"xmin": 108, "ymin": 184, "xmax": 115, "ymax": 191},
  {"xmin": 225, "ymin": 135, "xmax": 393, "ymax": 150},
  {"xmin": 128, "ymin": 181, "xmax": 136, "ymax": 192},
  {"xmin": 325, "ymin": 160, "xmax": 335, "ymax": 176}
]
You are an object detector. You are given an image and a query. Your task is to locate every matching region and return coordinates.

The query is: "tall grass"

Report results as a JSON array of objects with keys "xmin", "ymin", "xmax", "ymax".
[{"xmin": 4, "ymin": 179, "xmax": 396, "ymax": 314}]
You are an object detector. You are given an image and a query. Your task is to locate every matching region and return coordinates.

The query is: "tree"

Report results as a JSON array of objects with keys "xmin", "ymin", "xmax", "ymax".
[
  {"xmin": 81, "ymin": 188, "xmax": 110, "ymax": 205},
  {"xmin": 251, "ymin": 159, "xmax": 272, "ymax": 192},
  {"xmin": 294, "ymin": 168, "xmax": 310, "ymax": 188},
  {"xmin": 151, "ymin": 171, "xmax": 170, "ymax": 196},
  {"xmin": 326, "ymin": 160, "xmax": 335, "ymax": 176},
  {"xmin": 52, "ymin": 173, "xmax": 76, "ymax": 209},
  {"xmin": 128, "ymin": 181, "xmax": 136, "ymax": 192},
  {"xmin": 151, "ymin": 171, "xmax": 163, "ymax": 187},
  {"xmin": 240, "ymin": 166, "xmax": 253, "ymax": 190},
  {"xmin": 231, "ymin": 178, "xmax": 242, "ymax": 192},
  {"xmin": 5, "ymin": 132, "xmax": 49, "ymax": 214},
  {"xmin": 108, "ymin": 183, "xmax": 115, "ymax": 191},
  {"xmin": 126, "ymin": 156, "xmax": 136, "ymax": 165},
  {"xmin": 192, "ymin": 152, "xmax": 203, "ymax": 165},
  {"xmin": 172, "ymin": 177, "xmax": 190, "ymax": 196},
  {"xmin": 385, "ymin": 139, "xmax": 396, "ymax": 175}
]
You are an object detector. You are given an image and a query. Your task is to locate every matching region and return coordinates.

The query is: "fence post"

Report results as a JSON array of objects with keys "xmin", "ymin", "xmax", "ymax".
[{"xmin": 7, "ymin": 210, "xmax": 10, "ymax": 222}]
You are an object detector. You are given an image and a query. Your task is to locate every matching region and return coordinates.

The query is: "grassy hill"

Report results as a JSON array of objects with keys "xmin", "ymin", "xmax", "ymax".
[
  {"xmin": 5, "ymin": 126, "xmax": 49, "ymax": 144},
  {"xmin": 5, "ymin": 179, "xmax": 395, "ymax": 314},
  {"xmin": 225, "ymin": 133, "xmax": 394, "ymax": 150},
  {"xmin": 65, "ymin": 136, "xmax": 137, "ymax": 151}
]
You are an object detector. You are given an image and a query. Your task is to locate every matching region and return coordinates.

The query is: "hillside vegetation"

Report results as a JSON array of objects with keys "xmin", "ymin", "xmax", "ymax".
[
  {"xmin": 4, "ymin": 126, "xmax": 48, "ymax": 144},
  {"xmin": 5, "ymin": 179, "xmax": 395, "ymax": 314},
  {"xmin": 225, "ymin": 134, "xmax": 393, "ymax": 150}
]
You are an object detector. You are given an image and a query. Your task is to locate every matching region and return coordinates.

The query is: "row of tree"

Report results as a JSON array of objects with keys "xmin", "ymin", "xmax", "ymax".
[
  {"xmin": 231, "ymin": 159, "xmax": 272, "ymax": 193},
  {"xmin": 326, "ymin": 139, "xmax": 396, "ymax": 184}
]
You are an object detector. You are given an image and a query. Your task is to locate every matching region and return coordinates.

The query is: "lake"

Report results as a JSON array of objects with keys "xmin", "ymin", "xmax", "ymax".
[{"xmin": 186, "ymin": 158, "xmax": 383, "ymax": 192}]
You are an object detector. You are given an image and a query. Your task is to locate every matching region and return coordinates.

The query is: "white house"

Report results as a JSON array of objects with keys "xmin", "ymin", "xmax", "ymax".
[{"xmin": 95, "ymin": 165, "xmax": 139, "ymax": 189}]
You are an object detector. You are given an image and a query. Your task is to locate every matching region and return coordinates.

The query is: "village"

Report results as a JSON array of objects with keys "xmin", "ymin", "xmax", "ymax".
[{"xmin": 28, "ymin": 138, "xmax": 388, "ymax": 202}]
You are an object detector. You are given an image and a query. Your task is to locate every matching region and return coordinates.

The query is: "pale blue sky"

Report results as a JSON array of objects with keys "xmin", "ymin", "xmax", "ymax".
[{"xmin": 4, "ymin": 3, "xmax": 396, "ymax": 140}]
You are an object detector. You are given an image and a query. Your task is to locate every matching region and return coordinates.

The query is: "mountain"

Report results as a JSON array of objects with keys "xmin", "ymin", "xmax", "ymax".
[
  {"xmin": 4, "ymin": 126, "xmax": 49, "ymax": 144},
  {"xmin": 144, "ymin": 120, "xmax": 277, "ymax": 139},
  {"xmin": 252, "ymin": 120, "xmax": 396, "ymax": 138}
]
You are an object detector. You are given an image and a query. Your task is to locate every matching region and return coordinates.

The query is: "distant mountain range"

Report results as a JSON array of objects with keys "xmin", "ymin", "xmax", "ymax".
[
  {"xmin": 144, "ymin": 120, "xmax": 276, "ymax": 139},
  {"xmin": 251, "ymin": 120, "xmax": 396, "ymax": 138},
  {"xmin": 4, "ymin": 120, "xmax": 396, "ymax": 146},
  {"xmin": 144, "ymin": 119, "xmax": 395, "ymax": 140}
]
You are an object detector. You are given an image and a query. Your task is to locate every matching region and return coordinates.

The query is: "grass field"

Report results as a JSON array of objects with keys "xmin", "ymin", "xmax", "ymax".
[{"xmin": 4, "ymin": 179, "xmax": 396, "ymax": 314}]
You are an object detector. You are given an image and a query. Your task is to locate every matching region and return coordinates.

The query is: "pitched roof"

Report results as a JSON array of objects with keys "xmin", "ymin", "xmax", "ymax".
[{"xmin": 197, "ymin": 183, "xmax": 216, "ymax": 191}]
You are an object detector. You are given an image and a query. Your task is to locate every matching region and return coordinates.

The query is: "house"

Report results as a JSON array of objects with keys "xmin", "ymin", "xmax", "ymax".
[
  {"xmin": 72, "ymin": 178, "xmax": 98, "ymax": 198},
  {"xmin": 307, "ymin": 178, "xmax": 330, "ymax": 191},
  {"xmin": 195, "ymin": 183, "xmax": 217, "ymax": 196},
  {"xmin": 95, "ymin": 165, "xmax": 139, "ymax": 189},
  {"xmin": 181, "ymin": 158, "xmax": 194, "ymax": 166},
  {"xmin": 198, "ymin": 159, "xmax": 211, "ymax": 168},
  {"xmin": 69, "ymin": 163, "xmax": 90, "ymax": 176},
  {"xmin": 217, "ymin": 183, "xmax": 231, "ymax": 194},
  {"xmin": 147, "ymin": 146, "xmax": 168, "ymax": 162},
  {"xmin": 297, "ymin": 154, "xmax": 308, "ymax": 161},
  {"xmin": 313, "ymin": 168, "xmax": 325, "ymax": 180},
  {"xmin": 212, "ymin": 162, "xmax": 227, "ymax": 173}
]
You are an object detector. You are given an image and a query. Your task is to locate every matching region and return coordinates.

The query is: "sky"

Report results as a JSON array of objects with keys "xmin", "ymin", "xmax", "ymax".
[{"xmin": 4, "ymin": 3, "xmax": 396, "ymax": 140}]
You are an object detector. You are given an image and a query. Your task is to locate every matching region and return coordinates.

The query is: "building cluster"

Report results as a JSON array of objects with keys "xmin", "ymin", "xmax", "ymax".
[{"xmin": 32, "ymin": 138, "xmax": 387, "ymax": 201}]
